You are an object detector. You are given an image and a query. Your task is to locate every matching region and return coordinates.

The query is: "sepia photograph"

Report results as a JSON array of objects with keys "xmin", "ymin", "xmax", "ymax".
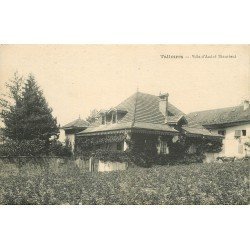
[
  {"xmin": 1, "ymin": 1, "xmax": 250, "ymax": 249},
  {"xmin": 0, "ymin": 44, "xmax": 249, "ymax": 205}
]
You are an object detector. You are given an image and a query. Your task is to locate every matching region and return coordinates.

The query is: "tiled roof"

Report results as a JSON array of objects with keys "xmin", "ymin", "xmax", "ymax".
[
  {"xmin": 116, "ymin": 92, "xmax": 185, "ymax": 124},
  {"xmin": 79, "ymin": 92, "xmax": 182, "ymax": 135},
  {"xmin": 78, "ymin": 91, "xmax": 223, "ymax": 139},
  {"xmin": 62, "ymin": 118, "xmax": 89, "ymax": 129},
  {"xmin": 186, "ymin": 104, "xmax": 250, "ymax": 127},
  {"xmin": 79, "ymin": 122, "xmax": 133, "ymax": 134},
  {"xmin": 182, "ymin": 126, "xmax": 223, "ymax": 138},
  {"xmin": 80, "ymin": 121, "xmax": 178, "ymax": 135},
  {"xmin": 167, "ymin": 115, "xmax": 187, "ymax": 124}
]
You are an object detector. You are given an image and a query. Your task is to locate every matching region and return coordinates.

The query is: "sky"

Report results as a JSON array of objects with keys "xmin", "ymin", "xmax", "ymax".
[{"xmin": 0, "ymin": 45, "xmax": 249, "ymax": 126}]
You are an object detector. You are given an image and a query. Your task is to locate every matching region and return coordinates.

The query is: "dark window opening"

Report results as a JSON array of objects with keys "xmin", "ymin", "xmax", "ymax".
[
  {"xmin": 218, "ymin": 130, "xmax": 226, "ymax": 136},
  {"xmin": 101, "ymin": 115, "xmax": 105, "ymax": 125},
  {"xmin": 112, "ymin": 113, "xmax": 116, "ymax": 124},
  {"xmin": 242, "ymin": 130, "xmax": 246, "ymax": 136}
]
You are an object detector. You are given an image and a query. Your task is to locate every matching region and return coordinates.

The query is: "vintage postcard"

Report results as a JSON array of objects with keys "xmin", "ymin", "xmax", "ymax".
[{"xmin": 0, "ymin": 45, "xmax": 249, "ymax": 205}]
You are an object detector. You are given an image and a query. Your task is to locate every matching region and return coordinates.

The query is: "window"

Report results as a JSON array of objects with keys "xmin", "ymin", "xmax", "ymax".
[
  {"xmin": 112, "ymin": 113, "xmax": 117, "ymax": 124},
  {"xmin": 101, "ymin": 115, "xmax": 105, "ymax": 125},
  {"xmin": 160, "ymin": 141, "xmax": 169, "ymax": 155},
  {"xmin": 235, "ymin": 130, "xmax": 247, "ymax": 137},
  {"xmin": 235, "ymin": 130, "xmax": 241, "ymax": 137},
  {"xmin": 218, "ymin": 130, "xmax": 226, "ymax": 136}
]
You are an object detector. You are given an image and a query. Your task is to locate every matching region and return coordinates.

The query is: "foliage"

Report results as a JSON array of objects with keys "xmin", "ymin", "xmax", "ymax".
[
  {"xmin": 0, "ymin": 139, "xmax": 46, "ymax": 156},
  {"xmin": 75, "ymin": 134, "xmax": 126, "ymax": 151},
  {"xmin": 76, "ymin": 148, "xmax": 204, "ymax": 168},
  {"xmin": 0, "ymin": 73, "xmax": 63, "ymax": 156},
  {"xmin": 155, "ymin": 154, "xmax": 205, "ymax": 165},
  {"xmin": 75, "ymin": 132, "xmax": 223, "ymax": 167},
  {"xmin": 87, "ymin": 149, "xmax": 130, "ymax": 162},
  {"xmin": 1, "ymin": 73, "xmax": 59, "ymax": 142},
  {"xmin": 86, "ymin": 109, "xmax": 99, "ymax": 124},
  {"xmin": 0, "ymin": 139, "xmax": 72, "ymax": 157},
  {"xmin": 198, "ymin": 139, "xmax": 223, "ymax": 153},
  {"xmin": 245, "ymin": 137, "xmax": 250, "ymax": 147},
  {"xmin": 0, "ymin": 160, "xmax": 248, "ymax": 205},
  {"xmin": 48, "ymin": 140, "xmax": 72, "ymax": 157},
  {"xmin": 0, "ymin": 72, "xmax": 23, "ymax": 112}
]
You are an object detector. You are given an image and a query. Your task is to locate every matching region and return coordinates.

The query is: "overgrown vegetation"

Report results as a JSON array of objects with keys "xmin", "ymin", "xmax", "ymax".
[
  {"xmin": 75, "ymin": 133, "xmax": 222, "ymax": 167},
  {"xmin": 0, "ymin": 160, "xmax": 248, "ymax": 205}
]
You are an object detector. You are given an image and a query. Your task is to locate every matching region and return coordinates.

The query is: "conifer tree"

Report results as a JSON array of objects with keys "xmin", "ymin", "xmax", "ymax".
[
  {"xmin": 1, "ymin": 73, "xmax": 59, "ymax": 143},
  {"xmin": 19, "ymin": 74, "xmax": 59, "ymax": 142},
  {"xmin": 0, "ymin": 72, "xmax": 24, "ymax": 141}
]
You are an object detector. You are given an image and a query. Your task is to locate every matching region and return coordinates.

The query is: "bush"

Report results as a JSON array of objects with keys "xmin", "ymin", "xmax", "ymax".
[
  {"xmin": 0, "ymin": 139, "xmax": 72, "ymax": 157},
  {"xmin": 49, "ymin": 140, "xmax": 72, "ymax": 157},
  {"xmin": 0, "ymin": 139, "xmax": 46, "ymax": 156},
  {"xmin": 154, "ymin": 153, "xmax": 205, "ymax": 166}
]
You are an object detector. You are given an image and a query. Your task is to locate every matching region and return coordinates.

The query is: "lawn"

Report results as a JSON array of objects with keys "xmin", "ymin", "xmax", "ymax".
[{"xmin": 0, "ymin": 160, "xmax": 249, "ymax": 205}]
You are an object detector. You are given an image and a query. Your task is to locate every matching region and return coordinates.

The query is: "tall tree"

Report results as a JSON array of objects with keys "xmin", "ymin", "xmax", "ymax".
[
  {"xmin": 1, "ymin": 73, "xmax": 59, "ymax": 142},
  {"xmin": 0, "ymin": 72, "xmax": 24, "ymax": 140},
  {"xmin": 19, "ymin": 74, "xmax": 59, "ymax": 141}
]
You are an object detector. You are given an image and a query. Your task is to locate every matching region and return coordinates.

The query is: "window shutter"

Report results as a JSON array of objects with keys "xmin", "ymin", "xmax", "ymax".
[{"xmin": 235, "ymin": 130, "xmax": 241, "ymax": 137}]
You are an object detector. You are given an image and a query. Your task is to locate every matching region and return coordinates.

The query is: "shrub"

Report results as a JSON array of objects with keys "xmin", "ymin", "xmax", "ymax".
[
  {"xmin": 0, "ymin": 139, "xmax": 72, "ymax": 157},
  {"xmin": 0, "ymin": 139, "xmax": 46, "ymax": 156},
  {"xmin": 155, "ymin": 153, "xmax": 205, "ymax": 166},
  {"xmin": 49, "ymin": 140, "xmax": 72, "ymax": 157}
]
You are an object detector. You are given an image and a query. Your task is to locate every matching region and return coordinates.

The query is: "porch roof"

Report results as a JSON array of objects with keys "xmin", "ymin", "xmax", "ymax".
[
  {"xmin": 77, "ymin": 121, "xmax": 178, "ymax": 136},
  {"xmin": 182, "ymin": 126, "xmax": 224, "ymax": 139}
]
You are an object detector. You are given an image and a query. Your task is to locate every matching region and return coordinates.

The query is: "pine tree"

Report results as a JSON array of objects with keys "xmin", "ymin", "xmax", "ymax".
[
  {"xmin": 0, "ymin": 72, "xmax": 24, "ymax": 141},
  {"xmin": 1, "ymin": 74, "xmax": 59, "ymax": 142},
  {"xmin": 19, "ymin": 74, "xmax": 59, "ymax": 142}
]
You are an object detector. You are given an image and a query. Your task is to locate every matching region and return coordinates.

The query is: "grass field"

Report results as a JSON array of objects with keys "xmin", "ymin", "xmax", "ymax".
[{"xmin": 0, "ymin": 160, "xmax": 249, "ymax": 205}]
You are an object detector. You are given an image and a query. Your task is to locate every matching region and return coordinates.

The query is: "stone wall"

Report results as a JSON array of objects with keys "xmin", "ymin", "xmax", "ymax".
[
  {"xmin": 98, "ymin": 160, "xmax": 128, "ymax": 172},
  {"xmin": 0, "ymin": 156, "xmax": 128, "ymax": 172}
]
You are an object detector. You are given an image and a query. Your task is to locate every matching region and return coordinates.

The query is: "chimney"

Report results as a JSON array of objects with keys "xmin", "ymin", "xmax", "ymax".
[
  {"xmin": 243, "ymin": 100, "xmax": 249, "ymax": 110},
  {"xmin": 159, "ymin": 92, "xmax": 169, "ymax": 123}
]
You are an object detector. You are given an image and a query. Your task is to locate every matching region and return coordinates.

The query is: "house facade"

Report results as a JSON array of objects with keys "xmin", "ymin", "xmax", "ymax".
[
  {"xmin": 187, "ymin": 100, "xmax": 250, "ymax": 158},
  {"xmin": 60, "ymin": 117, "xmax": 89, "ymax": 152},
  {"xmin": 75, "ymin": 92, "xmax": 223, "ymax": 165}
]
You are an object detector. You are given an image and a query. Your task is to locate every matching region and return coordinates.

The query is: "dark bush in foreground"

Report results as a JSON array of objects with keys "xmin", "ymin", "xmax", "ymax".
[{"xmin": 0, "ymin": 160, "xmax": 249, "ymax": 205}]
